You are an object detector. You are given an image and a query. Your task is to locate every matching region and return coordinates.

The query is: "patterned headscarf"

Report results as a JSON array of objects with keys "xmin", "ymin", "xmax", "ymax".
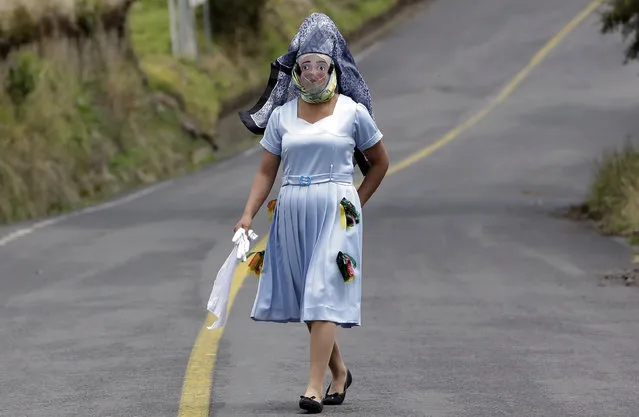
[{"xmin": 238, "ymin": 13, "xmax": 374, "ymax": 174}]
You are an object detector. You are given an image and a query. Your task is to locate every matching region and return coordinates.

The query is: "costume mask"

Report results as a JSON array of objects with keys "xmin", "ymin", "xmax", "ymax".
[{"xmin": 292, "ymin": 53, "xmax": 337, "ymax": 103}]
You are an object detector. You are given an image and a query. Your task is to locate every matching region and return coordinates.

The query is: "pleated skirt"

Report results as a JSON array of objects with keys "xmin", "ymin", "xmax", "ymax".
[{"xmin": 250, "ymin": 181, "xmax": 363, "ymax": 328}]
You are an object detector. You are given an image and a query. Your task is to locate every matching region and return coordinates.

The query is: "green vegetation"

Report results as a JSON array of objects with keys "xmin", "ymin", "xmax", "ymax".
[
  {"xmin": 572, "ymin": 1, "xmax": 639, "ymax": 242},
  {"xmin": 0, "ymin": 41, "xmax": 206, "ymax": 223},
  {"xmin": 601, "ymin": 0, "xmax": 639, "ymax": 63},
  {"xmin": 0, "ymin": 0, "xmax": 405, "ymax": 224},
  {"xmin": 576, "ymin": 142, "xmax": 639, "ymax": 243}
]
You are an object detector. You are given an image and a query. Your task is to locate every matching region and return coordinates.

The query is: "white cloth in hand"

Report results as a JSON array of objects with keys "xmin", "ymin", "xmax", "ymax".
[
  {"xmin": 206, "ymin": 228, "xmax": 259, "ymax": 329},
  {"xmin": 232, "ymin": 228, "xmax": 258, "ymax": 262}
]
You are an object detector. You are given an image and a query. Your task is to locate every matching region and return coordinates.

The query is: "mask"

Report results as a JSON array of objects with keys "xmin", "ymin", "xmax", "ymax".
[{"xmin": 292, "ymin": 53, "xmax": 337, "ymax": 103}]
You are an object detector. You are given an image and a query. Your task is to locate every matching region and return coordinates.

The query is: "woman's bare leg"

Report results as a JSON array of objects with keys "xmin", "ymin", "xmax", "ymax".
[
  {"xmin": 303, "ymin": 321, "xmax": 338, "ymax": 399},
  {"xmin": 306, "ymin": 322, "xmax": 348, "ymax": 396}
]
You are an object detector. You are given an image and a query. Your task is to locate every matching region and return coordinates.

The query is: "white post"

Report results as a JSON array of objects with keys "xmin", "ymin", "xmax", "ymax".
[
  {"xmin": 177, "ymin": 0, "xmax": 198, "ymax": 60},
  {"xmin": 168, "ymin": 0, "xmax": 179, "ymax": 57}
]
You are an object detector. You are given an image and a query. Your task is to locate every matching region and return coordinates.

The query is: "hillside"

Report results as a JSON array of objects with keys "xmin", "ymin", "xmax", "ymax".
[{"xmin": 0, "ymin": 0, "xmax": 409, "ymax": 224}]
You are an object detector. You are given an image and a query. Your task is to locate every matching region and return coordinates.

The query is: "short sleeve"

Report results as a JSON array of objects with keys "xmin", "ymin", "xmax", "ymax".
[
  {"xmin": 259, "ymin": 106, "xmax": 282, "ymax": 156},
  {"xmin": 353, "ymin": 103, "xmax": 383, "ymax": 151}
]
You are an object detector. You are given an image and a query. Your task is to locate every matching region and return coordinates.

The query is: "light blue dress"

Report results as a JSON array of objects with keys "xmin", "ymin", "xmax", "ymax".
[{"xmin": 250, "ymin": 94, "xmax": 383, "ymax": 328}]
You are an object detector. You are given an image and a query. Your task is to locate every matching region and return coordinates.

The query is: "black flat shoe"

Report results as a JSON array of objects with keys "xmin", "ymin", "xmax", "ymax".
[
  {"xmin": 323, "ymin": 369, "xmax": 353, "ymax": 406},
  {"xmin": 299, "ymin": 395, "xmax": 323, "ymax": 414}
]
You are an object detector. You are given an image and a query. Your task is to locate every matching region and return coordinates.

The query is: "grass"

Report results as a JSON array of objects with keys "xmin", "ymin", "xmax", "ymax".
[
  {"xmin": 0, "ymin": 35, "xmax": 210, "ymax": 223},
  {"xmin": 578, "ymin": 141, "xmax": 639, "ymax": 243},
  {"xmin": 0, "ymin": 0, "xmax": 403, "ymax": 224}
]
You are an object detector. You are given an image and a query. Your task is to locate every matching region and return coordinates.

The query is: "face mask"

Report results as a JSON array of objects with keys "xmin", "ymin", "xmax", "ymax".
[
  {"xmin": 298, "ymin": 55, "xmax": 330, "ymax": 93},
  {"xmin": 293, "ymin": 53, "xmax": 338, "ymax": 103}
]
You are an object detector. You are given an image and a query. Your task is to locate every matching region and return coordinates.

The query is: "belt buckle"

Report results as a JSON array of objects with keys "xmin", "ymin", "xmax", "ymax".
[{"xmin": 299, "ymin": 175, "xmax": 311, "ymax": 186}]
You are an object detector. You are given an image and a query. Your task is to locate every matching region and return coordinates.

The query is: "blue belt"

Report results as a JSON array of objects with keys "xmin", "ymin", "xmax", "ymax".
[{"xmin": 282, "ymin": 173, "xmax": 353, "ymax": 186}]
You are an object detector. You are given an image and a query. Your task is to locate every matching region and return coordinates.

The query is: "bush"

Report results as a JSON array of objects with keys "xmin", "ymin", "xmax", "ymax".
[
  {"xmin": 584, "ymin": 141, "xmax": 639, "ymax": 237},
  {"xmin": 5, "ymin": 51, "xmax": 36, "ymax": 108}
]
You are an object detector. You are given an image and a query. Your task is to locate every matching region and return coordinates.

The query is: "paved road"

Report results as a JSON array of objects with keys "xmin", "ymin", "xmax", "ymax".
[{"xmin": 2, "ymin": 0, "xmax": 639, "ymax": 416}]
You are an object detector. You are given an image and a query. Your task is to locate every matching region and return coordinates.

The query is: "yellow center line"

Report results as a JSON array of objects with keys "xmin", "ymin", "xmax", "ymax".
[
  {"xmin": 177, "ymin": 1, "xmax": 602, "ymax": 415},
  {"xmin": 388, "ymin": 0, "xmax": 602, "ymax": 176},
  {"xmin": 177, "ymin": 240, "xmax": 266, "ymax": 417}
]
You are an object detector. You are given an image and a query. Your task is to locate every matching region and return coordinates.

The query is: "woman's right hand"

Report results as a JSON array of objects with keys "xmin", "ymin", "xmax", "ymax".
[{"xmin": 234, "ymin": 213, "xmax": 253, "ymax": 234}]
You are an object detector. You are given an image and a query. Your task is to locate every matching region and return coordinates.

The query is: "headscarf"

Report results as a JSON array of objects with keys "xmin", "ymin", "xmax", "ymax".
[{"xmin": 238, "ymin": 13, "xmax": 374, "ymax": 175}]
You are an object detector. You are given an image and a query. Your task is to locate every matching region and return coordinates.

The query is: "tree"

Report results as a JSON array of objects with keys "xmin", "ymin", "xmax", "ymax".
[{"xmin": 601, "ymin": 0, "xmax": 639, "ymax": 62}]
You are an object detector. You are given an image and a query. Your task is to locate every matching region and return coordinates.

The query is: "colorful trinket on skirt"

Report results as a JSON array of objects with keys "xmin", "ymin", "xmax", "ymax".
[
  {"xmin": 339, "ymin": 198, "xmax": 360, "ymax": 229},
  {"xmin": 336, "ymin": 251, "xmax": 357, "ymax": 283},
  {"xmin": 267, "ymin": 199, "xmax": 277, "ymax": 221},
  {"xmin": 248, "ymin": 250, "xmax": 265, "ymax": 278}
]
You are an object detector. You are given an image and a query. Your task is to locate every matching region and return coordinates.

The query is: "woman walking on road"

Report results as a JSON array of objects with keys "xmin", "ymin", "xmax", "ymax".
[{"xmin": 235, "ymin": 13, "xmax": 389, "ymax": 414}]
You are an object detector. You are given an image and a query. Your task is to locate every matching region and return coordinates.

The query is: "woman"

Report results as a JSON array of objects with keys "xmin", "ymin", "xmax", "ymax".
[{"xmin": 235, "ymin": 13, "xmax": 389, "ymax": 414}]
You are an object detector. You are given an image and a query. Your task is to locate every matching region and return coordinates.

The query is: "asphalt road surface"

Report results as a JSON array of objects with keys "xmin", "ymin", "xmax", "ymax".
[{"xmin": 2, "ymin": 0, "xmax": 639, "ymax": 416}]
